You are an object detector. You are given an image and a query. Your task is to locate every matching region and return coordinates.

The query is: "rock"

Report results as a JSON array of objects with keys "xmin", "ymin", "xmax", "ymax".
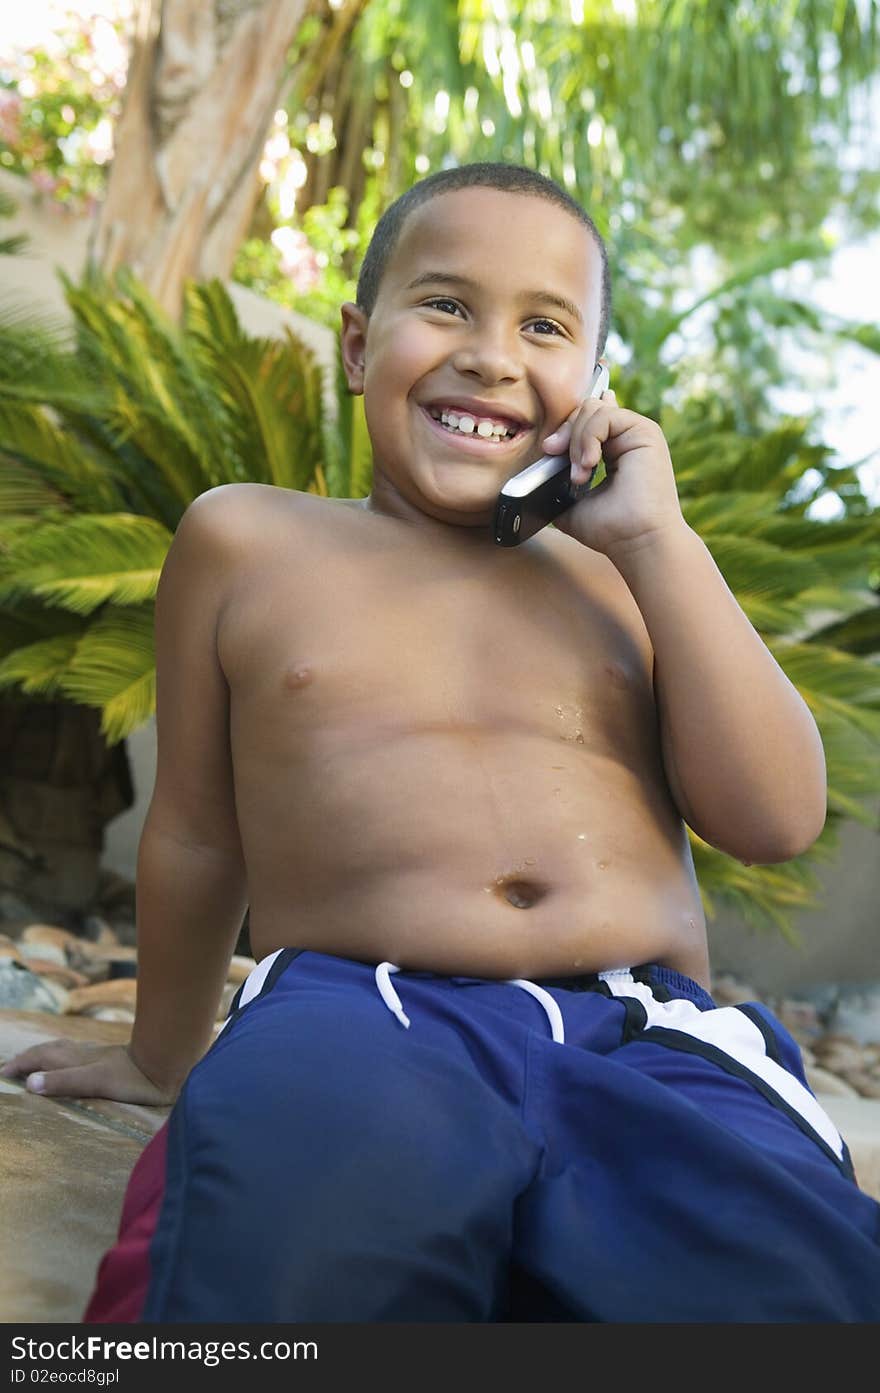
[
  {"xmin": 79, "ymin": 1006, "xmax": 135, "ymax": 1024},
  {"xmin": 17, "ymin": 940, "xmax": 68, "ymax": 969},
  {"xmin": 840, "ymin": 1071, "xmax": 880, "ymax": 1100},
  {"xmin": 782, "ymin": 982, "xmax": 841, "ymax": 1023},
  {"xmin": 0, "ymin": 960, "xmax": 64, "ymax": 1014},
  {"xmin": 813, "ymin": 1034, "xmax": 870, "ymax": 1075},
  {"xmin": 81, "ymin": 915, "xmax": 119, "ymax": 947},
  {"xmin": 0, "ymin": 936, "xmax": 26, "ymax": 965},
  {"xmin": 806, "ymin": 1065, "xmax": 860, "ymax": 1099},
  {"xmin": 773, "ymin": 997, "xmax": 824, "ymax": 1046},
  {"xmin": 65, "ymin": 979, "xmax": 137, "ymax": 1014},
  {"xmin": 74, "ymin": 943, "xmax": 137, "ymax": 982},
  {"xmin": 711, "ymin": 974, "xmax": 759, "ymax": 1007},
  {"xmin": 227, "ymin": 954, "xmax": 257, "ymax": 985},
  {"xmin": 828, "ymin": 984, "xmax": 880, "ymax": 1046},
  {"xmin": 20, "ymin": 924, "xmax": 84, "ymax": 957},
  {"xmin": 16, "ymin": 958, "xmax": 89, "ymax": 990},
  {"xmin": 78, "ymin": 943, "xmax": 137, "ymax": 965}
]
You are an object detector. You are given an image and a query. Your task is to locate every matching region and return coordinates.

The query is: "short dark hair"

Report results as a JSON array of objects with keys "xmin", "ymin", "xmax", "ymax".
[{"xmin": 355, "ymin": 161, "xmax": 611, "ymax": 357}]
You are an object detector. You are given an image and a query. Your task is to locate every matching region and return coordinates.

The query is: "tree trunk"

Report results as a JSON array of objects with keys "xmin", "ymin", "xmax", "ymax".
[
  {"xmin": 0, "ymin": 695, "xmax": 134, "ymax": 923},
  {"xmin": 89, "ymin": 0, "xmax": 313, "ymax": 316}
]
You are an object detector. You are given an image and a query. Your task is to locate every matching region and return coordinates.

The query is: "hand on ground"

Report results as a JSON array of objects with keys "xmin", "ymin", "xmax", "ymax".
[{"xmin": 0, "ymin": 1040, "xmax": 179, "ymax": 1106}]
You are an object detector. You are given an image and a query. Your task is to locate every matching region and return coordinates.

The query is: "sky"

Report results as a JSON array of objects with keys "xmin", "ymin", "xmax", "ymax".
[{"xmin": 5, "ymin": 1, "xmax": 879, "ymax": 515}]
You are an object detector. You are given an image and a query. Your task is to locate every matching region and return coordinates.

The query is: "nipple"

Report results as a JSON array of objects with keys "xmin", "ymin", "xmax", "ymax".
[{"xmin": 283, "ymin": 665, "xmax": 314, "ymax": 690}]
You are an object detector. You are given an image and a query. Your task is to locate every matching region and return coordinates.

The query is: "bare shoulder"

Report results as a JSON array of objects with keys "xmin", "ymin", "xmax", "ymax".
[
  {"xmin": 172, "ymin": 483, "xmax": 331, "ymax": 577},
  {"xmin": 183, "ymin": 483, "xmax": 351, "ymax": 539},
  {"xmin": 179, "ymin": 482, "xmax": 299, "ymax": 543}
]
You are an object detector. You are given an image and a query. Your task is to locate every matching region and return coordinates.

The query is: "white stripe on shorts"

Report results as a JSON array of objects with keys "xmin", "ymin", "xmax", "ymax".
[
  {"xmin": 215, "ymin": 948, "xmax": 285, "ymax": 1037},
  {"xmin": 599, "ymin": 969, "xmax": 844, "ymax": 1162}
]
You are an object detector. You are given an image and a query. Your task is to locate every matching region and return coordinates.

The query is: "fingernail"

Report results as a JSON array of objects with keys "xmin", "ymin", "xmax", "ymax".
[
  {"xmin": 26, "ymin": 1072, "xmax": 45, "ymax": 1093},
  {"xmin": 543, "ymin": 430, "xmax": 561, "ymax": 444}
]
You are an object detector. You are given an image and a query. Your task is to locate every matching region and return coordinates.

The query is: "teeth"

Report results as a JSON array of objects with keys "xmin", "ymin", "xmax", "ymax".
[{"xmin": 432, "ymin": 407, "xmax": 515, "ymax": 440}]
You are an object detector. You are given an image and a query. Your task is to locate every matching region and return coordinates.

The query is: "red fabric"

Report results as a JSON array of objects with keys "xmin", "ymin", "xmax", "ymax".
[{"xmin": 82, "ymin": 1120, "xmax": 170, "ymax": 1323}]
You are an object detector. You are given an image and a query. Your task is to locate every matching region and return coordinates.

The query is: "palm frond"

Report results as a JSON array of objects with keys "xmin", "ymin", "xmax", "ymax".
[
  {"xmin": 805, "ymin": 603, "xmax": 880, "ymax": 655},
  {"xmin": 692, "ymin": 828, "xmax": 831, "ymax": 941},
  {"xmin": 59, "ymin": 604, "xmax": 156, "ymax": 745},
  {"xmin": 0, "ymin": 597, "xmax": 85, "ymax": 658},
  {"xmin": 0, "ymin": 514, "xmax": 172, "ymax": 614},
  {"xmin": 0, "ymin": 458, "xmax": 67, "ymax": 515},
  {"xmin": 0, "ymin": 632, "xmax": 82, "ymax": 698},
  {"xmin": 63, "ymin": 272, "xmax": 237, "ymax": 509},
  {"xmin": 0, "ymin": 401, "xmax": 128, "ymax": 513}
]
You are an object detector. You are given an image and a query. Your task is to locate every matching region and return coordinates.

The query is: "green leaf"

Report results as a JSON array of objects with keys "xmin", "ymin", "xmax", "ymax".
[
  {"xmin": 59, "ymin": 605, "xmax": 157, "ymax": 744},
  {"xmin": 0, "ymin": 514, "xmax": 172, "ymax": 614},
  {"xmin": 0, "ymin": 632, "xmax": 81, "ymax": 697}
]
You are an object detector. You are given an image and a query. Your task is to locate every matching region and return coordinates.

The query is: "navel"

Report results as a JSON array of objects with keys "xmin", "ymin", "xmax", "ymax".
[{"xmin": 486, "ymin": 871, "xmax": 548, "ymax": 909}]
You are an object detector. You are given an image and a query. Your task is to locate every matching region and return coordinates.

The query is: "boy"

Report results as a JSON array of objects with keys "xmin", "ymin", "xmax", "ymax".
[{"xmin": 3, "ymin": 162, "xmax": 879, "ymax": 1322}]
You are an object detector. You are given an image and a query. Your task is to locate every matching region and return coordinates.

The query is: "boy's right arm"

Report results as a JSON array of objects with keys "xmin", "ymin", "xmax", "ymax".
[{"xmin": 1, "ymin": 487, "xmax": 252, "ymax": 1103}]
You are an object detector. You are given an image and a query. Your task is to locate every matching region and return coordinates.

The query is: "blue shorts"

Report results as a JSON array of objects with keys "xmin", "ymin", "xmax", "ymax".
[{"xmin": 85, "ymin": 949, "xmax": 880, "ymax": 1323}]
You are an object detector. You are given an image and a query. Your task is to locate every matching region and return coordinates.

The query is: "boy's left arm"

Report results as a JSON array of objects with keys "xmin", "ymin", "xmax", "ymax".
[{"xmin": 546, "ymin": 391, "xmax": 827, "ymax": 864}]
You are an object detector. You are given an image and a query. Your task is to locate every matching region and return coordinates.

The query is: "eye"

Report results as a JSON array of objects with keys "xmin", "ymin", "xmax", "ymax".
[
  {"xmin": 530, "ymin": 318, "xmax": 565, "ymax": 336},
  {"xmin": 423, "ymin": 297, "xmax": 462, "ymax": 315}
]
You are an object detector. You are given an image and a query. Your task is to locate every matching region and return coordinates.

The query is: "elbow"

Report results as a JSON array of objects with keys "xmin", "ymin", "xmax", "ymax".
[
  {"xmin": 728, "ymin": 806, "xmax": 827, "ymax": 865},
  {"xmin": 774, "ymin": 802, "xmax": 827, "ymax": 862},
  {"xmin": 690, "ymin": 792, "xmax": 827, "ymax": 865}
]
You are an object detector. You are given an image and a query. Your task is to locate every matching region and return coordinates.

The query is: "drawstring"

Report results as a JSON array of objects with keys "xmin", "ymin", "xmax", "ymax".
[
  {"xmin": 506, "ymin": 978, "xmax": 565, "ymax": 1043},
  {"xmin": 374, "ymin": 962, "xmax": 565, "ymax": 1043},
  {"xmin": 375, "ymin": 963, "xmax": 411, "ymax": 1029}
]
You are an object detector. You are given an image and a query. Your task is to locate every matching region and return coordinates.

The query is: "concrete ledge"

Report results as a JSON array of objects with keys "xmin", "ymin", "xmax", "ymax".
[{"xmin": 0, "ymin": 1009, "xmax": 169, "ymax": 1322}]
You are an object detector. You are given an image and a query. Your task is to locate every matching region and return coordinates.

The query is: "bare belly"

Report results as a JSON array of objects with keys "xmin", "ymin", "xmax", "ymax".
[{"xmin": 238, "ymin": 723, "xmax": 710, "ymax": 989}]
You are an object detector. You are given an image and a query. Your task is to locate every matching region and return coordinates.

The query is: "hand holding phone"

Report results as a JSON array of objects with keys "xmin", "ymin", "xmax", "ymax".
[{"xmin": 491, "ymin": 362, "xmax": 610, "ymax": 547}]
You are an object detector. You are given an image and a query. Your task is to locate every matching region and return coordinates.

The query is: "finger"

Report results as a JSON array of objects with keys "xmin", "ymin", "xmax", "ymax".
[
  {"xmin": 542, "ymin": 418, "xmax": 572, "ymax": 453},
  {"xmin": 1, "ymin": 1039, "xmax": 79, "ymax": 1077},
  {"xmin": 24, "ymin": 1063, "xmax": 110, "ymax": 1100},
  {"xmin": 543, "ymin": 397, "xmax": 603, "ymax": 451},
  {"xmin": 570, "ymin": 420, "xmax": 606, "ymax": 478}
]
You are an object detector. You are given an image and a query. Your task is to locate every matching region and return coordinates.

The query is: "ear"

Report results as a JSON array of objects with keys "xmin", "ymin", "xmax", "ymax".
[{"xmin": 340, "ymin": 302, "xmax": 368, "ymax": 394}]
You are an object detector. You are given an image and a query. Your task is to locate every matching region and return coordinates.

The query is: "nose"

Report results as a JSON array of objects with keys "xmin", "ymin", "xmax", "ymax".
[{"xmin": 450, "ymin": 323, "xmax": 523, "ymax": 383}]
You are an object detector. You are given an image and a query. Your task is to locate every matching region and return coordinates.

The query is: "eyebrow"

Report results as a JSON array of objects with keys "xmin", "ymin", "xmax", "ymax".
[{"xmin": 404, "ymin": 271, "xmax": 584, "ymax": 326}]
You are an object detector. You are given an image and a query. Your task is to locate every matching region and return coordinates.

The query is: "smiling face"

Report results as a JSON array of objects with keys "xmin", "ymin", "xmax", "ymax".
[{"xmin": 340, "ymin": 187, "xmax": 603, "ymax": 535}]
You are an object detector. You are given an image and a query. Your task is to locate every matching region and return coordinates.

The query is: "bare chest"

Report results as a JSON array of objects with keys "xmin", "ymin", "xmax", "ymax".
[{"xmin": 218, "ymin": 506, "xmax": 656, "ymax": 754}]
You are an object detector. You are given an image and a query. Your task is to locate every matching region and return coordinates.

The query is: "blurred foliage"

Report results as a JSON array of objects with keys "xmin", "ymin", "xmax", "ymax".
[
  {"xmin": 0, "ymin": 4, "xmax": 127, "ymax": 212},
  {"xmin": 4, "ymin": 2, "xmax": 880, "ymax": 428}
]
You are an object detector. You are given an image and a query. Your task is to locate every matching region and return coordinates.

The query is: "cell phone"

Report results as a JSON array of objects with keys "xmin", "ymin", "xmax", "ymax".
[{"xmin": 491, "ymin": 362, "xmax": 610, "ymax": 546}]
